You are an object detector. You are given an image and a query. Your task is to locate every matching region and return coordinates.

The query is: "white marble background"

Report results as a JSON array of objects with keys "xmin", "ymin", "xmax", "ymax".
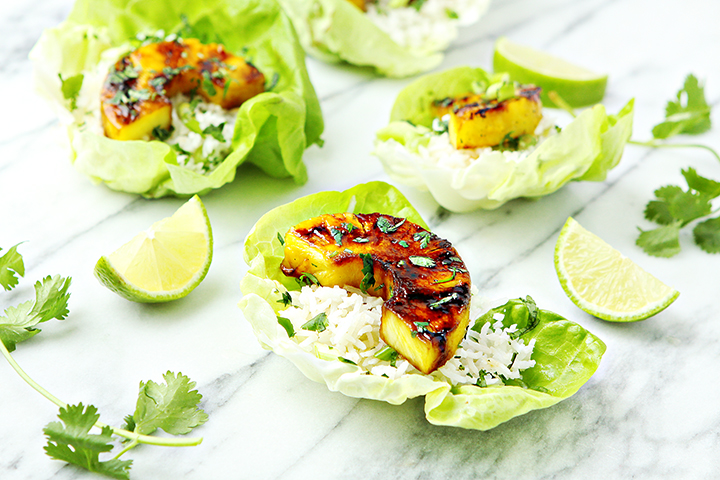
[{"xmin": 2, "ymin": 0, "xmax": 720, "ymax": 478}]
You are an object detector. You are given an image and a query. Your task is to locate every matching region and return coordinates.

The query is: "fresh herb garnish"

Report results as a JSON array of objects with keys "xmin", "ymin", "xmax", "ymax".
[
  {"xmin": 428, "ymin": 293, "xmax": 459, "ymax": 309},
  {"xmin": 433, "ymin": 267, "xmax": 460, "ymax": 284},
  {"xmin": 374, "ymin": 346, "xmax": 398, "ymax": 366},
  {"xmin": 398, "ymin": 240, "xmax": 409, "ymax": 248},
  {"xmin": 277, "ymin": 316, "xmax": 295, "ymax": 337},
  {"xmin": 353, "ymin": 237, "xmax": 370, "ymax": 243},
  {"xmin": 412, "ymin": 321, "xmax": 430, "ymax": 337},
  {"xmin": 633, "ymin": 75, "xmax": 720, "ymax": 257},
  {"xmin": 1, "ymin": 247, "xmax": 206, "ymax": 478},
  {"xmin": 432, "ymin": 116, "xmax": 449, "ymax": 134},
  {"xmin": 297, "ymin": 272, "xmax": 319, "ymax": 286},
  {"xmin": 152, "ymin": 126, "xmax": 174, "ymax": 141},
  {"xmin": 108, "ymin": 65, "xmax": 138, "ymax": 85},
  {"xmin": 0, "ymin": 243, "xmax": 24, "ymax": 291},
  {"xmin": 277, "ymin": 232, "xmax": 285, "ymax": 245},
  {"xmin": 58, "ymin": 73, "xmax": 84, "ymax": 111},
  {"xmin": 339, "ymin": 357, "xmax": 357, "ymax": 365},
  {"xmin": 342, "ymin": 222, "xmax": 357, "ymax": 232},
  {"xmin": 410, "ymin": 0, "xmax": 427, "ymax": 11},
  {"xmin": 330, "ymin": 227, "xmax": 344, "ymax": 246},
  {"xmin": 409, "ymin": 256, "xmax": 435, "ymax": 268},
  {"xmin": 202, "ymin": 123, "xmax": 226, "ymax": 142},
  {"xmin": 359, "ymin": 253, "xmax": 375, "ymax": 294},
  {"xmin": 301, "ymin": 312, "xmax": 328, "ymax": 332},
  {"xmin": 446, "ymin": 8, "xmax": 459, "ymax": 18},
  {"xmin": 277, "ymin": 290, "xmax": 293, "ymax": 307},
  {"xmin": 376, "ymin": 216, "xmax": 405, "ymax": 234},
  {"xmin": 201, "ymin": 70, "xmax": 217, "ymax": 96},
  {"xmin": 413, "ymin": 231, "xmax": 431, "ymax": 248}
]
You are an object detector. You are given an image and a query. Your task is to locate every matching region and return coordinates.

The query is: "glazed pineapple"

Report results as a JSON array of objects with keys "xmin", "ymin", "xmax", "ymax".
[
  {"xmin": 101, "ymin": 38, "xmax": 265, "ymax": 141},
  {"xmin": 433, "ymin": 85, "xmax": 543, "ymax": 149},
  {"xmin": 281, "ymin": 213, "xmax": 471, "ymax": 374}
]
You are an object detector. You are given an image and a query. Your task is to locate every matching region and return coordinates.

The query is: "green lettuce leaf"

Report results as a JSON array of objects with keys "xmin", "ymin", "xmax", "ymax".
[
  {"xmin": 277, "ymin": 0, "xmax": 489, "ymax": 78},
  {"xmin": 30, "ymin": 0, "xmax": 323, "ymax": 197},
  {"xmin": 238, "ymin": 182, "xmax": 605, "ymax": 430},
  {"xmin": 373, "ymin": 66, "xmax": 634, "ymax": 211}
]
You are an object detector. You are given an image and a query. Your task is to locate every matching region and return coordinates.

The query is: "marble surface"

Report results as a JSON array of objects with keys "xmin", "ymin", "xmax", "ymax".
[{"xmin": 2, "ymin": 0, "xmax": 720, "ymax": 478}]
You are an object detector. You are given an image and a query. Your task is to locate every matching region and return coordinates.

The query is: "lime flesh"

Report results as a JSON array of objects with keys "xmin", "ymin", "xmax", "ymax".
[
  {"xmin": 554, "ymin": 218, "xmax": 678, "ymax": 322},
  {"xmin": 94, "ymin": 195, "xmax": 213, "ymax": 303}
]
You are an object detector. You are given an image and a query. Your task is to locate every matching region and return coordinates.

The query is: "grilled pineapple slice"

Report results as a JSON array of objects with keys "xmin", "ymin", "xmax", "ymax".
[
  {"xmin": 434, "ymin": 86, "xmax": 543, "ymax": 149},
  {"xmin": 281, "ymin": 213, "xmax": 471, "ymax": 374},
  {"xmin": 346, "ymin": 0, "xmax": 367, "ymax": 10},
  {"xmin": 101, "ymin": 38, "xmax": 265, "ymax": 141}
]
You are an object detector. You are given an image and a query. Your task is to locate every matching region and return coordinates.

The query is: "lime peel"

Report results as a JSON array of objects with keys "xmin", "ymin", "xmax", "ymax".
[
  {"xmin": 493, "ymin": 37, "xmax": 608, "ymax": 108},
  {"xmin": 554, "ymin": 217, "xmax": 679, "ymax": 322},
  {"xmin": 94, "ymin": 195, "xmax": 213, "ymax": 303}
]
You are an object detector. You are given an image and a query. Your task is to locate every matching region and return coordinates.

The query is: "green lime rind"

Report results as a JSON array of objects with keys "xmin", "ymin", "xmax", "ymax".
[
  {"xmin": 493, "ymin": 37, "xmax": 608, "ymax": 108},
  {"xmin": 554, "ymin": 217, "xmax": 679, "ymax": 322}
]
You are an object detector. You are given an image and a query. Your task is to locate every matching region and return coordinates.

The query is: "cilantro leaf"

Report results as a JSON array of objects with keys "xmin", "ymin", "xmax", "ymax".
[
  {"xmin": 44, "ymin": 403, "xmax": 132, "ymax": 480},
  {"xmin": 0, "ymin": 301, "xmax": 40, "ymax": 352},
  {"xmin": 359, "ymin": 253, "xmax": 375, "ymax": 293},
  {"xmin": 202, "ymin": 123, "xmax": 226, "ymax": 142},
  {"xmin": 693, "ymin": 216, "xmax": 720, "ymax": 253},
  {"xmin": 682, "ymin": 167, "xmax": 720, "ymax": 198},
  {"xmin": 58, "ymin": 73, "xmax": 84, "ymax": 111},
  {"xmin": 301, "ymin": 312, "xmax": 328, "ymax": 332},
  {"xmin": 31, "ymin": 275, "xmax": 72, "ymax": 323},
  {"xmin": 376, "ymin": 216, "xmax": 405, "ymax": 234},
  {"xmin": 666, "ymin": 190, "xmax": 712, "ymax": 223},
  {"xmin": 636, "ymin": 223, "xmax": 682, "ymax": 257},
  {"xmin": 652, "ymin": 74, "xmax": 711, "ymax": 139},
  {"xmin": 409, "ymin": 256, "xmax": 436, "ymax": 268},
  {"xmin": 127, "ymin": 371, "xmax": 208, "ymax": 436},
  {"xmin": 0, "ymin": 275, "xmax": 71, "ymax": 351},
  {"xmin": 277, "ymin": 316, "xmax": 295, "ymax": 338},
  {"xmin": 0, "ymin": 244, "xmax": 25, "ymax": 291}
]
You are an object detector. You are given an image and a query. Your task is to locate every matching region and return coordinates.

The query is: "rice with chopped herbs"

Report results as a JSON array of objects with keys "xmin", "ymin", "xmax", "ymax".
[
  {"xmin": 366, "ymin": 0, "xmax": 489, "ymax": 54},
  {"xmin": 278, "ymin": 285, "xmax": 536, "ymax": 386}
]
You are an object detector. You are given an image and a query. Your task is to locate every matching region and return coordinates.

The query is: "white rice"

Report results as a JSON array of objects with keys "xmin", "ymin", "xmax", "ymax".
[
  {"xmin": 279, "ymin": 285, "xmax": 536, "ymax": 386},
  {"xmin": 417, "ymin": 113, "xmax": 558, "ymax": 170},
  {"xmin": 366, "ymin": 0, "xmax": 488, "ymax": 53}
]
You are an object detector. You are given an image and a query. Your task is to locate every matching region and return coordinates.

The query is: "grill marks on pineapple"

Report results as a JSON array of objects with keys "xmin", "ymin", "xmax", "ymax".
[{"xmin": 280, "ymin": 213, "xmax": 471, "ymax": 373}]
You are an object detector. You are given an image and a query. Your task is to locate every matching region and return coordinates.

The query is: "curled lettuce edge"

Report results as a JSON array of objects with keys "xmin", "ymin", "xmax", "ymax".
[
  {"xmin": 29, "ymin": 0, "xmax": 323, "ymax": 198},
  {"xmin": 238, "ymin": 181, "xmax": 606, "ymax": 430},
  {"xmin": 373, "ymin": 66, "xmax": 635, "ymax": 212},
  {"xmin": 277, "ymin": 0, "xmax": 490, "ymax": 78}
]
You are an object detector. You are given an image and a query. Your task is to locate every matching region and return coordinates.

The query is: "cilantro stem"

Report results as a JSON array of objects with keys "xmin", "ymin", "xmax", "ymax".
[
  {"xmin": 0, "ymin": 340, "xmax": 203, "ymax": 448},
  {"xmin": 547, "ymin": 91, "xmax": 577, "ymax": 118},
  {"xmin": 628, "ymin": 139, "xmax": 720, "ymax": 163}
]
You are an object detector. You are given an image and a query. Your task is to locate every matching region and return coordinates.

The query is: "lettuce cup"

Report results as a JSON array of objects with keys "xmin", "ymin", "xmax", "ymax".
[
  {"xmin": 278, "ymin": 0, "xmax": 491, "ymax": 77},
  {"xmin": 31, "ymin": 0, "xmax": 323, "ymax": 198},
  {"xmin": 239, "ymin": 182, "xmax": 606, "ymax": 430},
  {"xmin": 373, "ymin": 67, "xmax": 634, "ymax": 211}
]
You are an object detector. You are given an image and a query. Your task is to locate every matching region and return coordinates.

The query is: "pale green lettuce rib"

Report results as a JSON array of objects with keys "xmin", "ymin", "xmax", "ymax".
[
  {"xmin": 277, "ymin": 0, "xmax": 489, "ymax": 78},
  {"xmin": 373, "ymin": 66, "xmax": 634, "ymax": 211},
  {"xmin": 30, "ymin": 0, "xmax": 323, "ymax": 197},
  {"xmin": 238, "ymin": 182, "xmax": 606, "ymax": 430}
]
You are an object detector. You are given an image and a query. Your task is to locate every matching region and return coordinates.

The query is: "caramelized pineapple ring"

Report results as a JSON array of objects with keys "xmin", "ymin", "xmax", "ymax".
[
  {"xmin": 101, "ymin": 38, "xmax": 265, "ymax": 141},
  {"xmin": 346, "ymin": 0, "xmax": 367, "ymax": 10},
  {"xmin": 281, "ymin": 213, "xmax": 471, "ymax": 374},
  {"xmin": 433, "ymin": 86, "xmax": 543, "ymax": 149}
]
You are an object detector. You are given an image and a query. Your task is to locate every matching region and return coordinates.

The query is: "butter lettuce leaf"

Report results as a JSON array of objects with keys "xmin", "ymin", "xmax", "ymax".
[
  {"xmin": 30, "ymin": 0, "xmax": 322, "ymax": 197},
  {"xmin": 373, "ymin": 66, "xmax": 634, "ymax": 211},
  {"xmin": 277, "ymin": 0, "xmax": 489, "ymax": 78},
  {"xmin": 239, "ymin": 182, "xmax": 605, "ymax": 430}
]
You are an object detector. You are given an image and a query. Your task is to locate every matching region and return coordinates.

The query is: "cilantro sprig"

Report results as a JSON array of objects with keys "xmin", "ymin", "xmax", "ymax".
[
  {"xmin": 1, "ymin": 245, "xmax": 207, "ymax": 478},
  {"xmin": 632, "ymin": 75, "xmax": 720, "ymax": 257}
]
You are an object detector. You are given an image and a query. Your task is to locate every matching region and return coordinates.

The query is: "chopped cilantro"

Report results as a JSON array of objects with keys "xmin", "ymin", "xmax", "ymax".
[
  {"xmin": 359, "ymin": 253, "xmax": 375, "ymax": 294},
  {"xmin": 297, "ymin": 272, "xmax": 319, "ymax": 286},
  {"xmin": 428, "ymin": 293, "xmax": 459, "ymax": 309},
  {"xmin": 152, "ymin": 126, "xmax": 174, "ymax": 141},
  {"xmin": 202, "ymin": 123, "xmax": 226, "ymax": 142},
  {"xmin": 413, "ymin": 231, "xmax": 431, "ymax": 248},
  {"xmin": 277, "ymin": 316, "xmax": 295, "ymax": 338},
  {"xmin": 301, "ymin": 312, "xmax": 328, "ymax": 332},
  {"xmin": 376, "ymin": 216, "xmax": 405, "ymax": 234},
  {"xmin": 353, "ymin": 237, "xmax": 370, "ymax": 243},
  {"xmin": 58, "ymin": 73, "xmax": 84, "ymax": 111},
  {"xmin": 330, "ymin": 227, "xmax": 344, "ymax": 246},
  {"xmin": 277, "ymin": 232, "xmax": 285, "ymax": 245},
  {"xmin": 277, "ymin": 290, "xmax": 293, "ymax": 307},
  {"xmin": 374, "ymin": 346, "xmax": 398, "ymax": 366},
  {"xmin": 339, "ymin": 357, "xmax": 357, "ymax": 365},
  {"xmin": 398, "ymin": 240, "xmax": 409, "ymax": 248},
  {"xmin": 342, "ymin": 222, "xmax": 357, "ymax": 232},
  {"xmin": 266, "ymin": 72, "xmax": 280, "ymax": 91},
  {"xmin": 201, "ymin": 70, "xmax": 217, "ymax": 96},
  {"xmin": 409, "ymin": 256, "xmax": 435, "ymax": 268}
]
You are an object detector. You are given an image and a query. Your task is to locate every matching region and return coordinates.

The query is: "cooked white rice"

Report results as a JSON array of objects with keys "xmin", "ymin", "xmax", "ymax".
[
  {"xmin": 418, "ymin": 113, "xmax": 558, "ymax": 170},
  {"xmin": 69, "ymin": 33, "xmax": 236, "ymax": 175},
  {"xmin": 366, "ymin": 0, "xmax": 488, "ymax": 53},
  {"xmin": 279, "ymin": 285, "xmax": 536, "ymax": 386}
]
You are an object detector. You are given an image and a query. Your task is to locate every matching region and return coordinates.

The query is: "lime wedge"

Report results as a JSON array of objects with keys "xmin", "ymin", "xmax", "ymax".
[
  {"xmin": 554, "ymin": 217, "xmax": 678, "ymax": 322},
  {"xmin": 493, "ymin": 37, "xmax": 608, "ymax": 108},
  {"xmin": 94, "ymin": 195, "xmax": 213, "ymax": 303}
]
